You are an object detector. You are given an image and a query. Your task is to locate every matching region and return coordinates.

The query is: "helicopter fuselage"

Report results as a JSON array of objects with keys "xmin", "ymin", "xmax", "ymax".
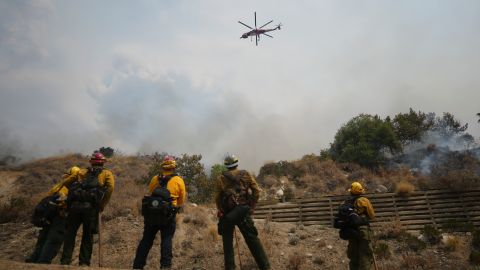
[{"xmin": 241, "ymin": 27, "xmax": 279, "ymax": 39}]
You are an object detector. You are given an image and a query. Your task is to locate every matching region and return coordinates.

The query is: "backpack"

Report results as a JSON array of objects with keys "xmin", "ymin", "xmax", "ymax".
[
  {"xmin": 333, "ymin": 196, "xmax": 368, "ymax": 240},
  {"xmin": 220, "ymin": 170, "xmax": 253, "ymax": 212},
  {"xmin": 67, "ymin": 168, "xmax": 106, "ymax": 213},
  {"xmin": 220, "ymin": 171, "xmax": 254, "ymax": 225},
  {"xmin": 31, "ymin": 195, "xmax": 59, "ymax": 227},
  {"xmin": 141, "ymin": 174, "xmax": 176, "ymax": 226}
]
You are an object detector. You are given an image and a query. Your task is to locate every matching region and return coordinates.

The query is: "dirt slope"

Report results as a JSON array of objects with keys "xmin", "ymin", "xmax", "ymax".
[
  {"xmin": 0, "ymin": 204, "xmax": 474, "ymax": 270},
  {"xmin": 0, "ymin": 171, "xmax": 25, "ymax": 200},
  {"xmin": 0, "ymin": 154, "xmax": 476, "ymax": 269}
]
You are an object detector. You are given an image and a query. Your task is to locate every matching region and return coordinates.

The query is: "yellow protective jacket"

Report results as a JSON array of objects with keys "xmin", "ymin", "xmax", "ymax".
[
  {"xmin": 354, "ymin": 196, "xmax": 375, "ymax": 220},
  {"xmin": 46, "ymin": 172, "xmax": 74, "ymax": 209},
  {"xmin": 148, "ymin": 171, "xmax": 186, "ymax": 207},
  {"xmin": 59, "ymin": 168, "xmax": 115, "ymax": 209},
  {"xmin": 48, "ymin": 183, "xmax": 69, "ymax": 198},
  {"xmin": 214, "ymin": 168, "xmax": 260, "ymax": 211}
]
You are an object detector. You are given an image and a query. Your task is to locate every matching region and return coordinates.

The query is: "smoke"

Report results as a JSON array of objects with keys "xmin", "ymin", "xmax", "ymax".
[
  {"xmin": 1, "ymin": 1, "xmax": 480, "ymax": 171},
  {"xmin": 91, "ymin": 53, "xmax": 296, "ymax": 169},
  {"xmin": 0, "ymin": 122, "xmax": 24, "ymax": 165},
  {"xmin": 394, "ymin": 130, "xmax": 479, "ymax": 175}
]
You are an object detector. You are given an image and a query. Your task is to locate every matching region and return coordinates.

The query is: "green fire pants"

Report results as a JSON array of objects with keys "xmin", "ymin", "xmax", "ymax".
[
  {"xmin": 60, "ymin": 209, "xmax": 97, "ymax": 266},
  {"xmin": 347, "ymin": 225, "xmax": 373, "ymax": 270},
  {"xmin": 219, "ymin": 215, "xmax": 270, "ymax": 270},
  {"xmin": 26, "ymin": 215, "xmax": 66, "ymax": 263}
]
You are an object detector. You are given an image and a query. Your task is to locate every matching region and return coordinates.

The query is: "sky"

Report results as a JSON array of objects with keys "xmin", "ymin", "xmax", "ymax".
[{"xmin": 0, "ymin": 0, "xmax": 479, "ymax": 171}]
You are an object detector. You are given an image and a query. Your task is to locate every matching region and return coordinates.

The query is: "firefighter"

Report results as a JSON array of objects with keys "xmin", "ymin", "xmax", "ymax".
[
  {"xmin": 347, "ymin": 181, "xmax": 375, "ymax": 270},
  {"xmin": 26, "ymin": 166, "xmax": 80, "ymax": 264},
  {"xmin": 215, "ymin": 154, "xmax": 270, "ymax": 270},
  {"xmin": 133, "ymin": 156, "xmax": 186, "ymax": 269},
  {"xmin": 60, "ymin": 152, "xmax": 115, "ymax": 266}
]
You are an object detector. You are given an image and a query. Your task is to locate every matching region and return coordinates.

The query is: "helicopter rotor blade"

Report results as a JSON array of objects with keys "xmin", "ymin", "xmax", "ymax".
[
  {"xmin": 255, "ymin": 12, "xmax": 257, "ymax": 29},
  {"xmin": 238, "ymin": 21, "xmax": 253, "ymax": 29},
  {"xmin": 262, "ymin": 33, "xmax": 274, "ymax": 38},
  {"xmin": 259, "ymin": 20, "xmax": 273, "ymax": 29}
]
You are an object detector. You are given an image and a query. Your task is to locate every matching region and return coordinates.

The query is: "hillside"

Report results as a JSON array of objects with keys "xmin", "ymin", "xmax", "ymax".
[{"xmin": 0, "ymin": 154, "xmax": 478, "ymax": 269}]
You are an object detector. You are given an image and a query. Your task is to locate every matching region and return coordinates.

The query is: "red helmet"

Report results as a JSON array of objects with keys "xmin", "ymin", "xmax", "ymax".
[{"xmin": 90, "ymin": 152, "xmax": 106, "ymax": 165}]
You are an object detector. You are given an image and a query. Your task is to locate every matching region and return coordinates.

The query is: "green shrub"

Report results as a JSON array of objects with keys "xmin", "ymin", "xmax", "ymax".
[
  {"xmin": 398, "ymin": 231, "xmax": 426, "ymax": 252},
  {"xmin": 328, "ymin": 114, "xmax": 402, "ymax": 168},
  {"xmin": 442, "ymin": 219, "xmax": 475, "ymax": 232},
  {"xmin": 472, "ymin": 230, "xmax": 480, "ymax": 250},
  {"xmin": 421, "ymin": 225, "xmax": 441, "ymax": 244},
  {"xmin": 470, "ymin": 250, "xmax": 480, "ymax": 265}
]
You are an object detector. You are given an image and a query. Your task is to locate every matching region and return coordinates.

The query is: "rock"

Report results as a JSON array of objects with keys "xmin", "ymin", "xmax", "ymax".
[
  {"xmin": 191, "ymin": 203, "xmax": 198, "ymax": 207},
  {"xmin": 375, "ymin": 185, "xmax": 388, "ymax": 193},
  {"xmin": 281, "ymin": 251, "xmax": 285, "ymax": 256},
  {"xmin": 327, "ymin": 245, "xmax": 333, "ymax": 249},
  {"xmin": 306, "ymin": 253, "xmax": 313, "ymax": 258},
  {"xmin": 417, "ymin": 234, "xmax": 426, "ymax": 241}
]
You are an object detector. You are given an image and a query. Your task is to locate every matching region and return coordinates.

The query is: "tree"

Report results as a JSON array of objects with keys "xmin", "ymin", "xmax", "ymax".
[
  {"xmin": 99, "ymin": 147, "xmax": 115, "ymax": 158},
  {"xmin": 210, "ymin": 164, "xmax": 227, "ymax": 182},
  {"xmin": 328, "ymin": 114, "xmax": 401, "ymax": 168},
  {"xmin": 392, "ymin": 108, "xmax": 433, "ymax": 145},
  {"xmin": 433, "ymin": 112, "xmax": 468, "ymax": 138}
]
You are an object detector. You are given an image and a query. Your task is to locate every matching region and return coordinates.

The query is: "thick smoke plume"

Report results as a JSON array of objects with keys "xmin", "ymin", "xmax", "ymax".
[{"xmin": 393, "ymin": 130, "xmax": 479, "ymax": 175}]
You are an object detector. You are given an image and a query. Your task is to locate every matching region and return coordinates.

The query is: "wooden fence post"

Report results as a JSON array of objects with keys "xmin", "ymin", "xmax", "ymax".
[{"xmin": 425, "ymin": 191, "xmax": 437, "ymax": 230}]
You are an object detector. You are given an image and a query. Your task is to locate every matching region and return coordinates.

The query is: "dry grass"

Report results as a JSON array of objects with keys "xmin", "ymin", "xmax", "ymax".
[
  {"xmin": 376, "ymin": 218, "xmax": 405, "ymax": 239},
  {"xmin": 102, "ymin": 178, "xmax": 144, "ymax": 221},
  {"xmin": 395, "ymin": 180, "xmax": 415, "ymax": 197},
  {"xmin": 401, "ymin": 252, "xmax": 431, "ymax": 269},
  {"xmin": 286, "ymin": 251, "xmax": 305, "ymax": 270},
  {"xmin": 442, "ymin": 235, "xmax": 460, "ymax": 252},
  {"xmin": 204, "ymin": 224, "xmax": 218, "ymax": 243},
  {"xmin": 5, "ymin": 154, "xmax": 154, "ymax": 223},
  {"xmin": 181, "ymin": 205, "xmax": 212, "ymax": 229}
]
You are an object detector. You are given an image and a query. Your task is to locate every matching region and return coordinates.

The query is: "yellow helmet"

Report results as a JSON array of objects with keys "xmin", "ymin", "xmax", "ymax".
[
  {"xmin": 161, "ymin": 156, "xmax": 177, "ymax": 170},
  {"xmin": 67, "ymin": 166, "xmax": 81, "ymax": 176},
  {"xmin": 348, "ymin": 182, "xmax": 365, "ymax": 195}
]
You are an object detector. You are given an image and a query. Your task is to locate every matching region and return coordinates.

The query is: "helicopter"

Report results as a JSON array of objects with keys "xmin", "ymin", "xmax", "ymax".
[{"xmin": 239, "ymin": 12, "xmax": 281, "ymax": 46}]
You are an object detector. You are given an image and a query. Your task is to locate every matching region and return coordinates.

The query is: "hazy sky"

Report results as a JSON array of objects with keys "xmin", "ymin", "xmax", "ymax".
[{"xmin": 1, "ymin": 0, "xmax": 479, "ymax": 170}]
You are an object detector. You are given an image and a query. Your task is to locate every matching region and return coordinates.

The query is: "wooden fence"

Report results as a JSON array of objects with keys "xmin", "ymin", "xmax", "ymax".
[{"xmin": 254, "ymin": 189, "xmax": 480, "ymax": 231}]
